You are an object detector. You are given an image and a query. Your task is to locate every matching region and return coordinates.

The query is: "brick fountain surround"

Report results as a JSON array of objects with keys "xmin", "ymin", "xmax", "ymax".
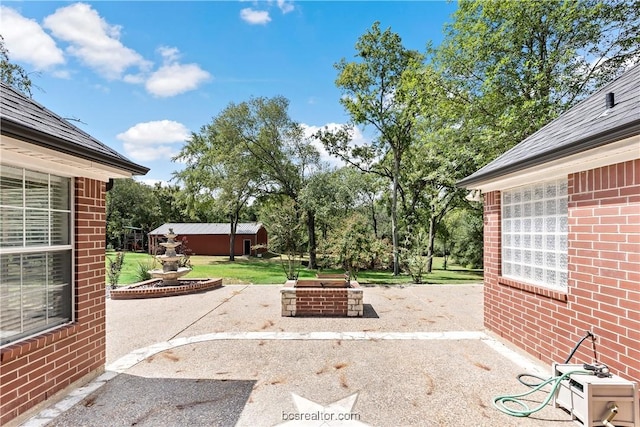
[
  {"xmin": 281, "ymin": 277, "xmax": 364, "ymax": 317},
  {"xmin": 110, "ymin": 277, "xmax": 222, "ymax": 299}
]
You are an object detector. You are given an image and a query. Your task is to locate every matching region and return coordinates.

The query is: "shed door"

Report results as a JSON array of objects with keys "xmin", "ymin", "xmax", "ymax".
[{"xmin": 243, "ymin": 239, "xmax": 251, "ymax": 256}]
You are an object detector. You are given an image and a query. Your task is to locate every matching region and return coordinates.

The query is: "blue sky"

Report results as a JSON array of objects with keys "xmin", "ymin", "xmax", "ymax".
[{"xmin": 1, "ymin": 1, "xmax": 457, "ymax": 185}]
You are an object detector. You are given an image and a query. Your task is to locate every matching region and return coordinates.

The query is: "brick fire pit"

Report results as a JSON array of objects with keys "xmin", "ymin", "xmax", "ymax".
[{"xmin": 281, "ymin": 279, "xmax": 363, "ymax": 317}]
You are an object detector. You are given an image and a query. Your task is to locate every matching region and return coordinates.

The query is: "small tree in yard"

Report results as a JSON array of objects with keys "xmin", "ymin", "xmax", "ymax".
[
  {"xmin": 107, "ymin": 252, "xmax": 125, "ymax": 289},
  {"xmin": 261, "ymin": 199, "xmax": 306, "ymax": 280},
  {"xmin": 401, "ymin": 229, "xmax": 431, "ymax": 284},
  {"xmin": 329, "ymin": 214, "xmax": 377, "ymax": 280}
]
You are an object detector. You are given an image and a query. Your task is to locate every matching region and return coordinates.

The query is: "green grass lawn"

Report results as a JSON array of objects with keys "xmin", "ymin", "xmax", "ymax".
[
  {"xmin": 106, "ymin": 251, "xmax": 154, "ymax": 285},
  {"xmin": 105, "ymin": 251, "xmax": 483, "ymax": 286}
]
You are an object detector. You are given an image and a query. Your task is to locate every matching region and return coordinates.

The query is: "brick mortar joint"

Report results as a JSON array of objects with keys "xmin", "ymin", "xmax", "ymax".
[
  {"xmin": 0, "ymin": 324, "xmax": 81, "ymax": 363},
  {"xmin": 497, "ymin": 276, "xmax": 568, "ymax": 302}
]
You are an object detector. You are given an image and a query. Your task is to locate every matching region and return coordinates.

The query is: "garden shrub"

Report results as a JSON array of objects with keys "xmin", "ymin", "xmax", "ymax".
[{"xmin": 107, "ymin": 252, "xmax": 125, "ymax": 289}]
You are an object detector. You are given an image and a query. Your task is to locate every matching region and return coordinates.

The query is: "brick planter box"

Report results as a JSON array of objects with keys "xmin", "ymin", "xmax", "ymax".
[
  {"xmin": 281, "ymin": 279, "xmax": 363, "ymax": 317},
  {"xmin": 316, "ymin": 273, "xmax": 349, "ymax": 279},
  {"xmin": 110, "ymin": 278, "xmax": 222, "ymax": 299}
]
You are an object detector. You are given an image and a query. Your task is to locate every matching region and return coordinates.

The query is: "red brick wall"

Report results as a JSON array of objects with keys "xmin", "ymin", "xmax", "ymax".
[
  {"xmin": 483, "ymin": 190, "xmax": 502, "ymax": 335},
  {"xmin": 484, "ymin": 159, "xmax": 640, "ymax": 383},
  {"xmin": 0, "ymin": 178, "xmax": 107, "ymax": 425},
  {"xmin": 295, "ymin": 289, "xmax": 349, "ymax": 316}
]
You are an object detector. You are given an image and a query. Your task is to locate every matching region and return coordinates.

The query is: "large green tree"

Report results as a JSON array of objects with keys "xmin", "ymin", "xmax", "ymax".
[
  {"xmin": 316, "ymin": 22, "xmax": 425, "ymax": 275},
  {"xmin": 433, "ymin": 0, "xmax": 640, "ymax": 160},
  {"xmin": 299, "ymin": 166, "xmax": 387, "ymax": 269},
  {"xmin": 151, "ymin": 182, "xmax": 201, "ymax": 223},
  {"xmin": 398, "ymin": 140, "xmax": 466, "ymax": 273},
  {"xmin": 237, "ymin": 97, "xmax": 320, "ymax": 268},
  {"xmin": 106, "ymin": 179, "xmax": 160, "ymax": 249},
  {"xmin": 178, "ymin": 96, "xmax": 322, "ymax": 266},
  {"xmin": 174, "ymin": 122, "xmax": 261, "ymax": 260},
  {"xmin": 396, "ymin": 63, "xmax": 482, "ymax": 273},
  {"xmin": 408, "ymin": 0, "xmax": 640, "ymax": 272}
]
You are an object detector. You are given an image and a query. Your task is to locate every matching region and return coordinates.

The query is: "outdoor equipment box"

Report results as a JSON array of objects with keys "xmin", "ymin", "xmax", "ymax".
[{"xmin": 553, "ymin": 363, "xmax": 639, "ymax": 427}]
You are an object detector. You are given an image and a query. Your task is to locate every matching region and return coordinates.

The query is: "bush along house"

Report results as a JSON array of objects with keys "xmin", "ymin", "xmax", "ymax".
[
  {"xmin": 0, "ymin": 82, "xmax": 149, "ymax": 424},
  {"xmin": 458, "ymin": 65, "xmax": 639, "ymax": 384}
]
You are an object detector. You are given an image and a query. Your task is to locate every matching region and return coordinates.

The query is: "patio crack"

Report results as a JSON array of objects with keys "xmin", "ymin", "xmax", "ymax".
[{"xmin": 168, "ymin": 284, "xmax": 250, "ymax": 341}]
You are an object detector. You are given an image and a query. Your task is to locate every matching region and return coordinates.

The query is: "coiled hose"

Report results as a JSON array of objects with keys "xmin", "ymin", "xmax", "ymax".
[
  {"xmin": 493, "ymin": 369, "xmax": 591, "ymax": 417},
  {"xmin": 516, "ymin": 331, "xmax": 597, "ymax": 388}
]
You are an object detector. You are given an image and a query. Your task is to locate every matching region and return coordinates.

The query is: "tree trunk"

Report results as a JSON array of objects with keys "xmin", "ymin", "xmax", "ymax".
[
  {"xmin": 442, "ymin": 235, "xmax": 448, "ymax": 271},
  {"xmin": 306, "ymin": 209, "xmax": 317, "ymax": 269},
  {"xmin": 229, "ymin": 213, "xmax": 237, "ymax": 261},
  {"xmin": 392, "ymin": 152, "xmax": 400, "ymax": 276},
  {"xmin": 427, "ymin": 194, "xmax": 457, "ymax": 273},
  {"xmin": 426, "ymin": 216, "xmax": 436, "ymax": 273},
  {"xmin": 370, "ymin": 199, "xmax": 378, "ymax": 238}
]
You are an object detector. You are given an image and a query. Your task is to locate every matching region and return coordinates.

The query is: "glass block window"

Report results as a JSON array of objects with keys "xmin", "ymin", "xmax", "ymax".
[
  {"xmin": 502, "ymin": 179, "xmax": 568, "ymax": 289},
  {"xmin": 0, "ymin": 165, "xmax": 73, "ymax": 346}
]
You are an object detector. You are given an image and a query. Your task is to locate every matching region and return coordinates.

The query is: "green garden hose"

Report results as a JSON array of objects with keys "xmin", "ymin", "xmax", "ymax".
[{"xmin": 493, "ymin": 369, "xmax": 591, "ymax": 417}]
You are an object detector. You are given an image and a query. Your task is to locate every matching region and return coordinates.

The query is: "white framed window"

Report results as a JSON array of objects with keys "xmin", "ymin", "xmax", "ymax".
[
  {"xmin": 0, "ymin": 165, "xmax": 73, "ymax": 346},
  {"xmin": 502, "ymin": 179, "xmax": 568, "ymax": 289}
]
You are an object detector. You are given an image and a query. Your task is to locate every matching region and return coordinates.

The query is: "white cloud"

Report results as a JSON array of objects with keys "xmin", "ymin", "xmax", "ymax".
[
  {"xmin": 124, "ymin": 145, "xmax": 176, "ymax": 162},
  {"xmin": 117, "ymin": 120, "xmax": 190, "ymax": 161},
  {"xmin": 137, "ymin": 178, "xmax": 170, "ymax": 187},
  {"xmin": 158, "ymin": 46, "xmax": 180, "ymax": 62},
  {"xmin": 122, "ymin": 73, "xmax": 146, "ymax": 84},
  {"xmin": 2, "ymin": 4, "xmax": 209, "ymax": 97},
  {"xmin": 93, "ymin": 83, "xmax": 110, "ymax": 93},
  {"xmin": 146, "ymin": 63, "xmax": 210, "ymax": 97},
  {"xmin": 277, "ymin": 0, "xmax": 295, "ymax": 14},
  {"xmin": 43, "ymin": 3, "xmax": 151, "ymax": 79},
  {"xmin": 301, "ymin": 123, "xmax": 370, "ymax": 167},
  {"xmin": 52, "ymin": 69, "xmax": 72, "ymax": 79},
  {"xmin": 145, "ymin": 48, "xmax": 211, "ymax": 97},
  {"xmin": 117, "ymin": 120, "xmax": 190, "ymax": 144},
  {"xmin": 240, "ymin": 8, "xmax": 271, "ymax": 25},
  {"xmin": 0, "ymin": 6, "xmax": 65, "ymax": 70}
]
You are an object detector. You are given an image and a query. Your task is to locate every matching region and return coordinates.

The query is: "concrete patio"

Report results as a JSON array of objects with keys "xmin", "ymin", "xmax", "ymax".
[{"xmin": 19, "ymin": 284, "xmax": 580, "ymax": 426}]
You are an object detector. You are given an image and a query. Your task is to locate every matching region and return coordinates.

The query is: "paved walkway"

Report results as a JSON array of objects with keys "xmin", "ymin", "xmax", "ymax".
[{"xmin": 20, "ymin": 284, "xmax": 575, "ymax": 427}]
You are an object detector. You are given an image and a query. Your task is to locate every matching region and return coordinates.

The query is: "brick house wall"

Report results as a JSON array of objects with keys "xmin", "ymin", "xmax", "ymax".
[
  {"xmin": 483, "ymin": 159, "xmax": 640, "ymax": 383},
  {"xmin": 0, "ymin": 178, "xmax": 107, "ymax": 424}
]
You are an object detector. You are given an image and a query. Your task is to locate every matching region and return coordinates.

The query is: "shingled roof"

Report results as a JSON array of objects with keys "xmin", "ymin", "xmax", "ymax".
[
  {"xmin": 149, "ymin": 223, "xmax": 265, "ymax": 236},
  {"xmin": 458, "ymin": 64, "xmax": 640, "ymax": 188},
  {"xmin": 0, "ymin": 82, "xmax": 149, "ymax": 176}
]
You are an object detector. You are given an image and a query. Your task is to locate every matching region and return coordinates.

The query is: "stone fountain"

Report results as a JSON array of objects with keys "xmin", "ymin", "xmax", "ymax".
[
  {"xmin": 148, "ymin": 228, "xmax": 192, "ymax": 286},
  {"xmin": 109, "ymin": 227, "xmax": 222, "ymax": 300}
]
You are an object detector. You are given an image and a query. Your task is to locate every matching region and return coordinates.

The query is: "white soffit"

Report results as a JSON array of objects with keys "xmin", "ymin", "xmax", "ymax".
[
  {"xmin": 0, "ymin": 135, "xmax": 133, "ymax": 181},
  {"xmin": 477, "ymin": 135, "xmax": 640, "ymax": 193}
]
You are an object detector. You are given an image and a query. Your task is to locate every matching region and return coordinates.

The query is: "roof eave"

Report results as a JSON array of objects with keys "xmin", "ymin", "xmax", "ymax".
[
  {"xmin": 457, "ymin": 119, "xmax": 640, "ymax": 189},
  {"xmin": 1, "ymin": 118, "xmax": 150, "ymax": 176}
]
